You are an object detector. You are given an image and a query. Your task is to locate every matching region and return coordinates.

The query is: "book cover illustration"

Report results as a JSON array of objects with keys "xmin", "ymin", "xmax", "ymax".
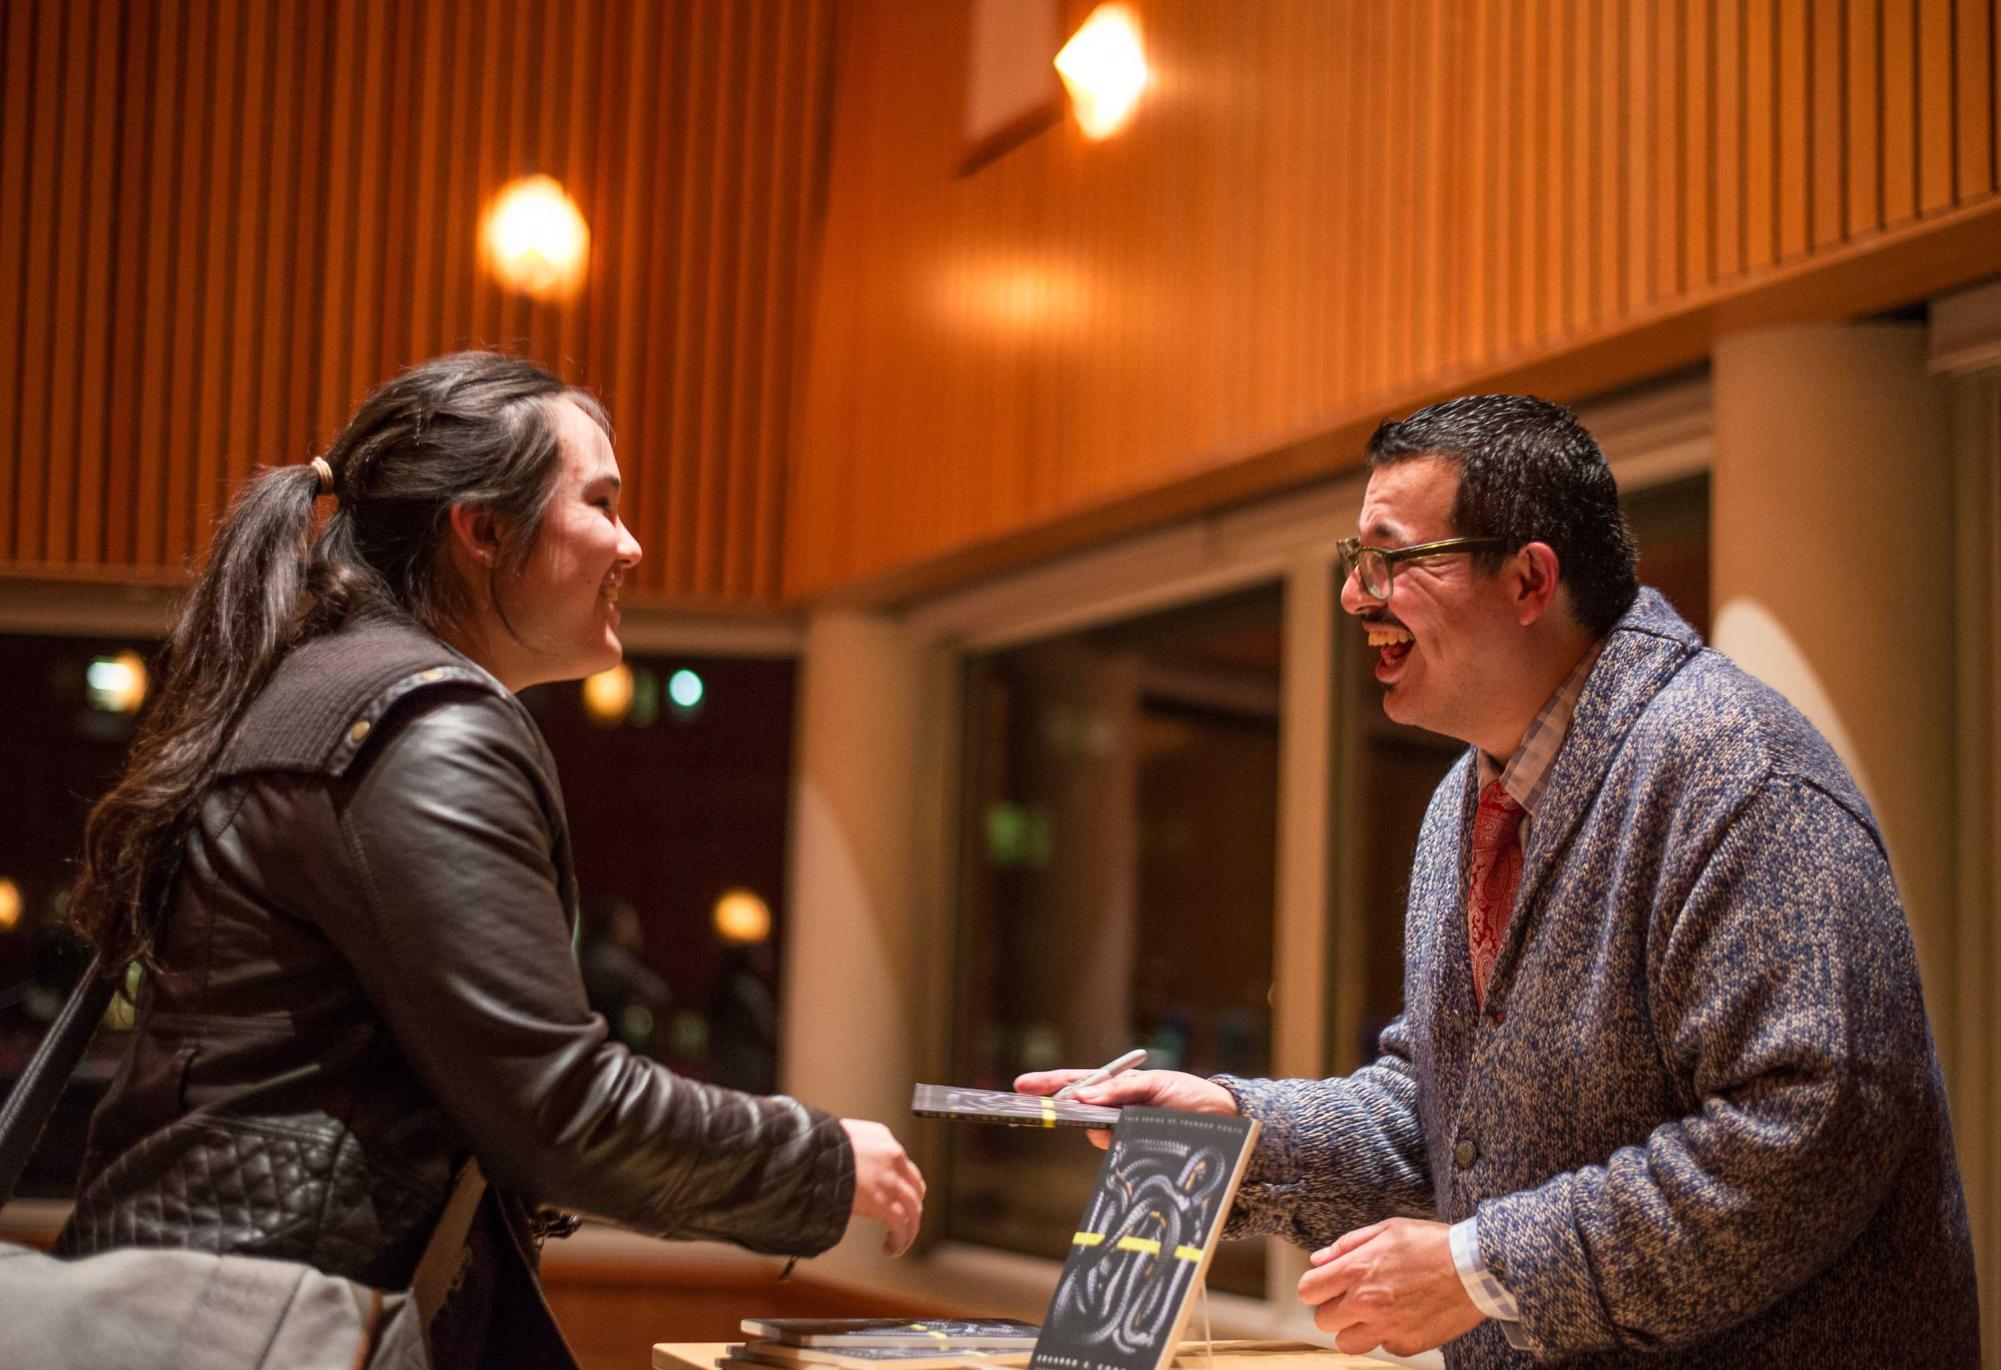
[
  {"xmin": 1027, "ymin": 1108, "xmax": 1260, "ymax": 1370},
  {"xmin": 740, "ymin": 1319, "xmax": 1042, "ymax": 1350},
  {"xmin": 911, "ymin": 1083, "xmax": 1120, "ymax": 1131}
]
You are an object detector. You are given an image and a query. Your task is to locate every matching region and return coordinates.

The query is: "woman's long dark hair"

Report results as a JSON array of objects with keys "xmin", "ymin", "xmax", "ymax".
[{"xmin": 70, "ymin": 351, "xmax": 609, "ymax": 975}]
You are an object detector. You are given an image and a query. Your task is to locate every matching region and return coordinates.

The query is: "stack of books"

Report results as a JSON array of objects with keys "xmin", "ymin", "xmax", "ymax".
[{"xmin": 722, "ymin": 1319, "xmax": 1041, "ymax": 1370}]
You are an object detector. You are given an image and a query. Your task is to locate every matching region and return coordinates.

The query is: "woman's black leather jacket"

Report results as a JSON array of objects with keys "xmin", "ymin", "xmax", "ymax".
[{"xmin": 58, "ymin": 615, "xmax": 854, "ymax": 1359}]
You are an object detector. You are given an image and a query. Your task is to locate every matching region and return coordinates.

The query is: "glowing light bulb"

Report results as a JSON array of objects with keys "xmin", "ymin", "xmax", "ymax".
[
  {"xmin": 712, "ymin": 888, "xmax": 772, "ymax": 945},
  {"xmin": 481, "ymin": 174, "xmax": 590, "ymax": 299},
  {"xmin": 1054, "ymin": 4, "xmax": 1149, "ymax": 140},
  {"xmin": 581, "ymin": 663, "xmax": 635, "ymax": 724},
  {"xmin": 85, "ymin": 651, "xmax": 149, "ymax": 713},
  {"xmin": 0, "ymin": 878, "xmax": 21, "ymax": 932}
]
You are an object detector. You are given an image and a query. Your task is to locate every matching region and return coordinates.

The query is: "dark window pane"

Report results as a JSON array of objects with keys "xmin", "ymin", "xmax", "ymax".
[
  {"xmin": 0, "ymin": 633, "xmax": 164, "ymax": 1197},
  {"xmin": 522, "ymin": 654, "xmax": 796, "ymax": 1091},
  {"xmin": 947, "ymin": 585, "xmax": 1281, "ymax": 1295}
]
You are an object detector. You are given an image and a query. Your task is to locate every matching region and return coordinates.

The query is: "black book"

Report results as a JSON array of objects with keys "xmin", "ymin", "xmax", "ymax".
[
  {"xmin": 911, "ymin": 1084, "xmax": 1120, "ymax": 1131},
  {"xmin": 1026, "ymin": 1108, "xmax": 1260, "ymax": 1370},
  {"xmin": 739, "ymin": 1319, "xmax": 1042, "ymax": 1350}
]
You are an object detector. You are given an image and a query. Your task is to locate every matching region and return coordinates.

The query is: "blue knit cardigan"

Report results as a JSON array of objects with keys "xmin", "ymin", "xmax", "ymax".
[{"xmin": 1219, "ymin": 589, "xmax": 1978, "ymax": 1366}]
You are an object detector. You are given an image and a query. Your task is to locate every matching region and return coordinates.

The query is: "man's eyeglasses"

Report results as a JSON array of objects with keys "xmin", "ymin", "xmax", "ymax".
[{"xmin": 1336, "ymin": 536, "xmax": 1511, "ymax": 601}]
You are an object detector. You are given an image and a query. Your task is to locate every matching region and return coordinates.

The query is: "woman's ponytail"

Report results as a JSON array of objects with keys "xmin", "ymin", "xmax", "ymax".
[{"xmin": 68, "ymin": 463, "xmax": 326, "ymax": 975}]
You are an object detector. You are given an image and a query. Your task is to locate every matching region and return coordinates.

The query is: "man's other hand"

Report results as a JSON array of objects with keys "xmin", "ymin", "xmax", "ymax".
[
  {"xmin": 1013, "ymin": 1069, "xmax": 1237, "ymax": 1149},
  {"xmin": 1298, "ymin": 1218, "xmax": 1485, "ymax": 1357}
]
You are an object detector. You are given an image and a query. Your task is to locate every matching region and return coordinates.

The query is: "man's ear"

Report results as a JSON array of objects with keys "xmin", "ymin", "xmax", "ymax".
[
  {"xmin": 1513, "ymin": 541, "xmax": 1562, "ymax": 625},
  {"xmin": 446, "ymin": 503, "xmax": 502, "ymax": 567}
]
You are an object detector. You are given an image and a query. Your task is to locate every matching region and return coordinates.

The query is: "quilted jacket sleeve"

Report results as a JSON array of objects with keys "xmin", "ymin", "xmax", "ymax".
[
  {"xmin": 314, "ymin": 689, "xmax": 855, "ymax": 1256},
  {"xmin": 1212, "ymin": 1013, "xmax": 1435, "ymax": 1247},
  {"xmin": 1473, "ymin": 777, "xmax": 1931, "ymax": 1355}
]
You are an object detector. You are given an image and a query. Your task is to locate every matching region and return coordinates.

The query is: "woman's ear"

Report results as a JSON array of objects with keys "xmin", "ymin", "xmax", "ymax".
[{"xmin": 446, "ymin": 503, "xmax": 502, "ymax": 567}]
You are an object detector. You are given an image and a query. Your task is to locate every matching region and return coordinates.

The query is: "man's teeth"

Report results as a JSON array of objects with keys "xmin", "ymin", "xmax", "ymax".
[{"xmin": 1365, "ymin": 624, "xmax": 1414, "ymax": 647}]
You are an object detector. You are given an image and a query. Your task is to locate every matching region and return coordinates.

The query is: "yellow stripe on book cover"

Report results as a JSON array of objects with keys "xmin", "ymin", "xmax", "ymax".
[
  {"xmin": 1113, "ymin": 1236, "xmax": 1161, "ymax": 1255},
  {"xmin": 1071, "ymin": 1232, "xmax": 1106, "ymax": 1246}
]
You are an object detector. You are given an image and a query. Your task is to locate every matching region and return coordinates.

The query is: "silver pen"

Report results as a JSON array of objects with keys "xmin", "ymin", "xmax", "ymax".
[{"xmin": 1051, "ymin": 1047, "xmax": 1147, "ymax": 1101}]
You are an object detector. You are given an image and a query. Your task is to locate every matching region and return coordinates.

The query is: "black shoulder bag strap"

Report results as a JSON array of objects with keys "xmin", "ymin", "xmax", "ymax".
[{"xmin": 0, "ymin": 953, "xmax": 117, "ymax": 1206}]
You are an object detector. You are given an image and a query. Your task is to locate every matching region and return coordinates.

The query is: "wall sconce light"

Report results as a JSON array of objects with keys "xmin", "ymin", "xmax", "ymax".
[
  {"xmin": 481, "ymin": 174, "xmax": 590, "ymax": 299},
  {"xmin": 1055, "ymin": 3, "xmax": 1149, "ymax": 140}
]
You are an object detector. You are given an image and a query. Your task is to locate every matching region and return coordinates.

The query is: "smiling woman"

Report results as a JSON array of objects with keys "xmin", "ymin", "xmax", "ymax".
[{"xmin": 51, "ymin": 352, "xmax": 927, "ymax": 1369}]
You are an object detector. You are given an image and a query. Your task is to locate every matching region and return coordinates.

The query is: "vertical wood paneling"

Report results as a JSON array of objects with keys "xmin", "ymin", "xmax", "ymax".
[
  {"xmin": 1465, "ymin": 0, "xmax": 1494, "ymax": 362},
  {"xmin": 15, "ymin": 0, "xmax": 63, "ymax": 561},
  {"xmin": 1651, "ymin": 0, "xmax": 1681, "ymax": 301},
  {"xmin": 1494, "ymin": 0, "xmax": 1520, "ymax": 352},
  {"xmin": 1623, "ymin": 1, "xmax": 1651, "ymax": 310},
  {"xmin": 1568, "ymin": 0, "xmax": 1597, "ymax": 336},
  {"xmin": 1387, "ymin": 0, "xmax": 1418, "ymax": 380},
  {"xmin": 163, "ymin": 0, "xmax": 211, "ymax": 567},
  {"xmin": 1744, "ymin": 0, "xmax": 1778, "ymax": 269},
  {"xmin": 1593, "ymin": 0, "xmax": 1621, "ymax": 320},
  {"xmin": 1919, "ymin": 0, "xmax": 1955, "ymax": 212},
  {"xmin": 1714, "ymin": 0, "xmax": 1745, "ymax": 277},
  {"xmin": 792, "ymin": 0, "xmax": 2001, "ymax": 600},
  {"xmin": 42, "ymin": 0, "xmax": 91, "ymax": 564},
  {"xmin": 1847, "ymin": 0, "xmax": 1880, "ymax": 236},
  {"xmin": 1777, "ymin": 0, "xmax": 1809, "ymax": 258},
  {"xmin": 1358, "ymin": 0, "xmax": 1389, "ymax": 395},
  {"xmin": 224, "ymin": 0, "xmax": 269, "ymax": 499},
  {"xmin": 192, "ymin": 0, "xmax": 240, "ymax": 550},
  {"xmin": 1, "ymin": 0, "xmax": 838, "ymax": 607},
  {"xmin": 1536, "ymin": 0, "xmax": 1564, "ymax": 347},
  {"xmin": 104, "ymin": 0, "xmax": 156, "ymax": 566},
  {"xmin": 74, "ymin": 0, "xmax": 122, "ymax": 565},
  {"xmin": 1884, "ymin": 0, "xmax": 1919, "ymax": 222},
  {"xmin": 1956, "ymin": 0, "xmax": 1994, "ymax": 199},
  {"xmin": 0, "ymin": 0, "xmax": 34, "ymax": 562},
  {"xmin": 1809, "ymin": 0, "xmax": 1844, "ymax": 247},
  {"xmin": 1682, "ymin": 0, "xmax": 1712, "ymax": 290},
  {"xmin": 1413, "ymin": 0, "xmax": 1444, "ymax": 378}
]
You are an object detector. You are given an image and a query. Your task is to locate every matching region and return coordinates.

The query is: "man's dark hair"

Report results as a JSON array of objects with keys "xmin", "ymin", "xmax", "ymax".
[{"xmin": 1365, "ymin": 394, "xmax": 1638, "ymax": 636}]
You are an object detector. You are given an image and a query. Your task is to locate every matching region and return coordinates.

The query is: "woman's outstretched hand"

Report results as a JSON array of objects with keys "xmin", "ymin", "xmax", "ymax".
[
  {"xmin": 840, "ymin": 1119, "xmax": 927, "ymax": 1255},
  {"xmin": 1013, "ymin": 1068, "xmax": 1238, "ymax": 1148}
]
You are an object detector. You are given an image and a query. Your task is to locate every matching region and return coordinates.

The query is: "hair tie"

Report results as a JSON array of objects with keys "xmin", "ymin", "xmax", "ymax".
[{"xmin": 309, "ymin": 456, "xmax": 335, "ymax": 497}]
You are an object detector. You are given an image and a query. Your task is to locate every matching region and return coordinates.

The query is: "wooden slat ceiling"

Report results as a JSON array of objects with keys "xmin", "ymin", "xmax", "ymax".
[
  {"xmin": 789, "ymin": 0, "xmax": 2001, "ymax": 602},
  {"xmin": 0, "ymin": 0, "xmax": 834, "ymax": 608}
]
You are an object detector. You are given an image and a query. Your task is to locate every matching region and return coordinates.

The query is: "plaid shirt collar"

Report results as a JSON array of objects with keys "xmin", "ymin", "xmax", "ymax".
[{"xmin": 1475, "ymin": 637, "xmax": 1607, "ymax": 817}]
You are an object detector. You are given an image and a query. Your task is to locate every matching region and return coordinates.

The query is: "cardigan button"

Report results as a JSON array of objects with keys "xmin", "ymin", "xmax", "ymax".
[
  {"xmin": 1454, "ymin": 1137, "xmax": 1479, "ymax": 1169},
  {"xmin": 347, "ymin": 719, "xmax": 371, "ymax": 745}
]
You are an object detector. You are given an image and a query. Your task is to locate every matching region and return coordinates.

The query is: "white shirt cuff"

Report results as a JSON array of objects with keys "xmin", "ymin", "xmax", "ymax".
[{"xmin": 1448, "ymin": 1217, "xmax": 1522, "ymax": 1323}]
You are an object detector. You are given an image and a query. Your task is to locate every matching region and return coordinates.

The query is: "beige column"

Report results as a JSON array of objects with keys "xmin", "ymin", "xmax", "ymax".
[
  {"xmin": 780, "ymin": 609, "xmax": 926, "ymax": 1166},
  {"xmin": 1710, "ymin": 321, "xmax": 1955, "ymax": 1049}
]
